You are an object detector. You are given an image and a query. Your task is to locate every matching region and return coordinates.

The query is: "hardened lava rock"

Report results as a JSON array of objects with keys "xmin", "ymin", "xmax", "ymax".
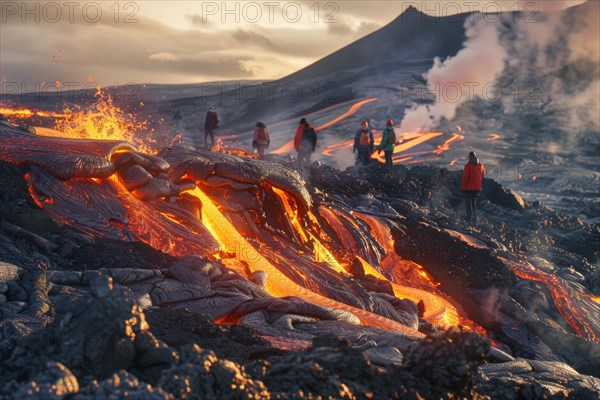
[
  {"xmin": 402, "ymin": 328, "xmax": 490, "ymax": 398},
  {"xmin": 263, "ymin": 334, "xmax": 387, "ymax": 399},
  {"xmin": 262, "ymin": 330, "xmax": 490, "ymax": 399},
  {"xmin": 0, "ymin": 275, "xmax": 177, "ymax": 397},
  {"xmin": 158, "ymin": 344, "xmax": 270, "ymax": 400}
]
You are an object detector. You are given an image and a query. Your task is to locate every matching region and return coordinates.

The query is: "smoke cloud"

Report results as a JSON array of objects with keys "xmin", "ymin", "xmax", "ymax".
[
  {"xmin": 399, "ymin": 16, "xmax": 507, "ymax": 132},
  {"xmin": 505, "ymin": 0, "xmax": 599, "ymax": 137},
  {"xmin": 399, "ymin": 0, "xmax": 599, "ymax": 136}
]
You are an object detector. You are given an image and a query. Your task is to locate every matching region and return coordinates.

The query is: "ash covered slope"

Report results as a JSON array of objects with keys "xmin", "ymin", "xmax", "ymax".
[
  {"xmin": 226, "ymin": 6, "xmax": 470, "ymax": 128},
  {"xmin": 280, "ymin": 6, "xmax": 469, "ymax": 82}
]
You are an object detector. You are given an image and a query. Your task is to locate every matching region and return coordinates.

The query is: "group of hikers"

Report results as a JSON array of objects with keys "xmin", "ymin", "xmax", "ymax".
[
  {"xmin": 183, "ymin": 107, "xmax": 486, "ymax": 225},
  {"xmin": 352, "ymin": 119, "xmax": 399, "ymax": 168},
  {"xmin": 251, "ymin": 117, "xmax": 402, "ymax": 169},
  {"xmin": 195, "ymin": 108, "xmax": 404, "ymax": 168}
]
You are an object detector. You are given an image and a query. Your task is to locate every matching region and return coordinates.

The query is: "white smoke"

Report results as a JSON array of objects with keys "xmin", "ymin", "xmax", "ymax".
[
  {"xmin": 400, "ymin": 16, "xmax": 507, "ymax": 132},
  {"xmin": 506, "ymin": 0, "xmax": 599, "ymax": 136},
  {"xmin": 400, "ymin": 1, "xmax": 599, "ymax": 135}
]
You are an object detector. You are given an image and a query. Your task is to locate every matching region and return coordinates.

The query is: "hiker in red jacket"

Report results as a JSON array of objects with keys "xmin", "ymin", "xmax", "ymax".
[
  {"xmin": 252, "ymin": 122, "xmax": 270, "ymax": 160},
  {"xmin": 294, "ymin": 118, "xmax": 317, "ymax": 169},
  {"xmin": 461, "ymin": 151, "xmax": 486, "ymax": 225}
]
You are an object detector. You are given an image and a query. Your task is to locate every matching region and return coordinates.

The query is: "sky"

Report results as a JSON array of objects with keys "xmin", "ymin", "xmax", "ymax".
[{"xmin": 0, "ymin": 0, "xmax": 588, "ymax": 89}]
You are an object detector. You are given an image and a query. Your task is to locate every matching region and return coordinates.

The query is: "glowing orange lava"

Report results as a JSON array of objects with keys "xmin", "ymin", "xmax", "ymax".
[
  {"xmin": 185, "ymin": 186, "xmax": 422, "ymax": 335},
  {"xmin": 433, "ymin": 133, "xmax": 464, "ymax": 154},
  {"xmin": 0, "ymin": 107, "xmax": 65, "ymax": 119},
  {"xmin": 502, "ymin": 258, "xmax": 600, "ymax": 343}
]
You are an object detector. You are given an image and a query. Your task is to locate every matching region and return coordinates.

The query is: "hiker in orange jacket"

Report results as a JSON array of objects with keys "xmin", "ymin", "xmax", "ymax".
[
  {"xmin": 461, "ymin": 151, "xmax": 486, "ymax": 225},
  {"xmin": 294, "ymin": 118, "xmax": 317, "ymax": 169},
  {"xmin": 252, "ymin": 122, "xmax": 270, "ymax": 160},
  {"xmin": 353, "ymin": 120, "xmax": 374, "ymax": 166}
]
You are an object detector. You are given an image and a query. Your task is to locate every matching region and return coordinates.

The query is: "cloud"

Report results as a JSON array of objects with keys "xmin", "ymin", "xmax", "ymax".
[
  {"xmin": 327, "ymin": 22, "xmax": 355, "ymax": 36},
  {"xmin": 0, "ymin": 4, "xmax": 317, "ymax": 85},
  {"xmin": 232, "ymin": 29, "xmax": 279, "ymax": 51},
  {"xmin": 565, "ymin": 0, "xmax": 600, "ymax": 64},
  {"xmin": 149, "ymin": 52, "xmax": 179, "ymax": 62},
  {"xmin": 185, "ymin": 13, "xmax": 216, "ymax": 29},
  {"xmin": 327, "ymin": 20, "xmax": 382, "ymax": 38},
  {"xmin": 0, "ymin": 1, "xmax": 366, "ymax": 85},
  {"xmin": 186, "ymin": 13, "xmax": 206, "ymax": 26}
]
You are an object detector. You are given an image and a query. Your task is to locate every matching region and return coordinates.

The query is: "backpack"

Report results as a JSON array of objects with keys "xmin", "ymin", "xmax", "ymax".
[
  {"xmin": 302, "ymin": 126, "xmax": 317, "ymax": 150},
  {"xmin": 387, "ymin": 129, "xmax": 396, "ymax": 145},
  {"xmin": 359, "ymin": 130, "xmax": 370, "ymax": 146},
  {"xmin": 210, "ymin": 111, "xmax": 219, "ymax": 128}
]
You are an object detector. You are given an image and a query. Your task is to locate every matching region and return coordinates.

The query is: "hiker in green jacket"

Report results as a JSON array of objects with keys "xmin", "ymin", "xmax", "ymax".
[{"xmin": 377, "ymin": 119, "xmax": 398, "ymax": 169}]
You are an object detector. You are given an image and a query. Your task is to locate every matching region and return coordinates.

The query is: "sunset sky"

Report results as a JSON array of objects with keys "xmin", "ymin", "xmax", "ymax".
[{"xmin": 0, "ymin": 1, "xmax": 587, "ymax": 89}]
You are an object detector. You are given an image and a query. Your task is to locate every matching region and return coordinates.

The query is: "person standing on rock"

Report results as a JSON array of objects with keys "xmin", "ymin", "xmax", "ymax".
[
  {"xmin": 294, "ymin": 118, "xmax": 317, "ymax": 169},
  {"xmin": 377, "ymin": 119, "xmax": 398, "ymax": 169},
  {"xmin": 461, "ymin": 151, "xmax": 486, "ymax": 225},
  {"xmin": 252, "ymin": 122, "xmax": 270, "ymax": 160},
  {"xmin": 204, "ymin": 107, "xmax": 220, "ymax": 149},
  {"xmin": 354, "ymin": 120, "xmax": 374, "ymax": 166}
]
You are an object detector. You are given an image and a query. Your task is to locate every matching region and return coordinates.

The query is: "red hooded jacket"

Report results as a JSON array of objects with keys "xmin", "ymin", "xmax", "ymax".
[
  {"xmin": 461, "ymin": 160, "xmax": 486, "ymax": 191},
  {"xmin": 294, "ymin": 123, "xmax": 316, "ymax": 151}
]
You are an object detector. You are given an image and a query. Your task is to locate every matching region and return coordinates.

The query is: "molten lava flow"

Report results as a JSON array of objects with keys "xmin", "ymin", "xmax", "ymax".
[
  {"xmin": 352, "ymin": 212, "xmax": 475, "ymax": 329},
  {"xmin": 433, "ymin": 133, "xmax": 464, "ymax": 154},
  {"xmin": 486, "ymin": 133, "xmax": 502, "ymax": 141},
  {"xmin": 370, "ymin": 131, "xmax": 445, "ymax": 164},
  {"xmin": 185, "ymin": 187, "xmax": 422, "ymax": 335},
  {"xmin": 0, "ymin": 107, "xmax": 66, "ymax": 119},
  {"xmin": 502, "ymin": 258, "xmax": 600, "ymax": 342},
  {"xmin": 212, "ymin": 139, "xmax": 259, "ymax": 159},
  {"xmin": 271, "ymin": 187, "xmax": 308, "ymax": 244},
  {"xmin": 316, "ymin": 98, "xmax": 378, "ymax": 131},
  {"xmin": 272, "ymin": 195, "xmax": 475, "ymax": 330}
]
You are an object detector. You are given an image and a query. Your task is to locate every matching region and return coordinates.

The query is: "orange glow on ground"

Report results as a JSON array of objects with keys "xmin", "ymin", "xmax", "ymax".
[
  {"xmin": 184, "ymin": 187, "xmax": 422, "ymax": 335},
  {"xmin": 503, "ymin": 258, "xmax": 600, "ymax": 343},
  {"xmin": 0, "ymin": 107, "xmax": 66, "ymax": 119}
]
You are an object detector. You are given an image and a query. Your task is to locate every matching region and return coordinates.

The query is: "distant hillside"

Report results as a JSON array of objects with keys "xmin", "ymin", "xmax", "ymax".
[{"xmin": 279, "ymin": 6, "xmax": 470, "ymax": 82}]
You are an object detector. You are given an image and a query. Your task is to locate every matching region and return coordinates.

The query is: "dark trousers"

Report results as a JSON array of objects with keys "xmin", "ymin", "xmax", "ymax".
[
  {"xmin": 297, "ymin": 150, "xmax": 312, "ymax": 168},
  {"xmin": 256, "ymin": 145, "xmax": 266, "ymax": 160},
  {"xmin": 463, "ymin": 190, "xmax": 480, "ymax": 224},
  {"xmin": 204, "ymin": 128, "xmax": 215, "ymax": 148},
  {"xmin": 384, "ymin": 151, "xmax": 393, "ymax": 168},
  {"xmin": 357, "ymin": 149, "xmax": 371, "ymax": 166}
]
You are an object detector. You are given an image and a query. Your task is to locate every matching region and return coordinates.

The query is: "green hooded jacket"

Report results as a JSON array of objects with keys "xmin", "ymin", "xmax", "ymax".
[{"xmin": 378, "ymin": 126, "xmax": 395, "ymax": 152}]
